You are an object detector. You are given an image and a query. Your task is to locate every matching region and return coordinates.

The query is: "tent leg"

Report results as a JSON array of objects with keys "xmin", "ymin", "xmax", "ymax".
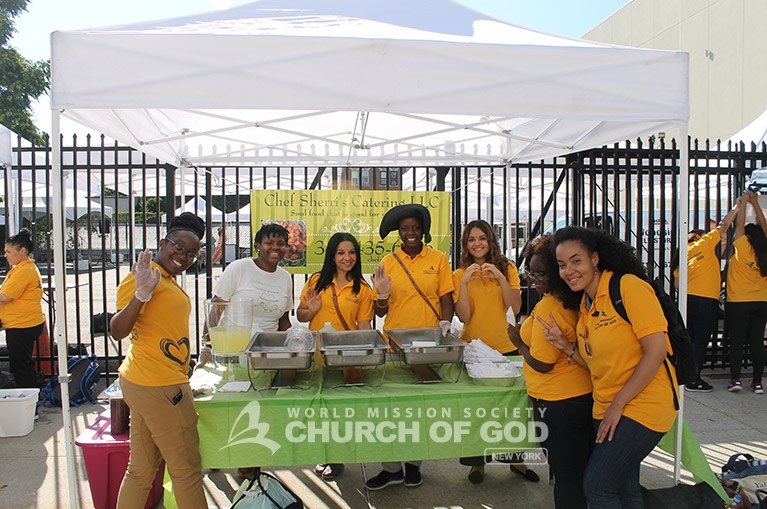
[
  {"xmin": 52, "ymin": 109, "xmax": 81, "ymax": 509},
  {"xmin": 674, "ymin": 127, "xmax": 690, "ymax": 484}
]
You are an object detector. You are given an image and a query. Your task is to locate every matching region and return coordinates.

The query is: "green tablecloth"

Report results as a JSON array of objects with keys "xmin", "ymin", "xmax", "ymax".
[{"xmin": 194, "ymin": 361, "xmax": 537, "ymax": 468}]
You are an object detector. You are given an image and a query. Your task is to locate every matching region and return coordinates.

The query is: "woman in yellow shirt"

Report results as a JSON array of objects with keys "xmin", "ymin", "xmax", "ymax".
[
  {"xmin": 725, "ymin": 191, "xmax": 767, "ymax": 394},
  {"xmin": 110, "ymin": 212, "xmax": 208, "ymax": 509},
  {"xmin": 0, "ymin": 229, "xmax": 45, "ymax": 390},
  {"xmin": 452, "ymin": 220, "xmax": 537, "ymax": 484},
  {"xmin": 297, "ymin": 231, "xmax": 373, "ymax": 480},
  {"xmin": 508, "ymin": 234, "xmax": 592, "ymax": 508},
  {"xmin": 544, "ymin": 226, "xmax": 677, "ymax": 509}
]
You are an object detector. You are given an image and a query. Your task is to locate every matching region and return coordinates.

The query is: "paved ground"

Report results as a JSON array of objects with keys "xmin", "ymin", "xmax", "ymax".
[{"xmin": 1, "ymin": 369, "xmax": 766, "ymax": 509}]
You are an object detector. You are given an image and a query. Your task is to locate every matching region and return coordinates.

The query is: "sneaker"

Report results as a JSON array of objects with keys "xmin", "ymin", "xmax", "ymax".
[
  {"xmin": 750, "ymin": 382, "xmax": 764, "ymax": 394},
  {"xmin": 321, "ymin": 463, "xmax": 345, "ymax": 480},
  {"xmin": 365, "ymin": 469, "xmax": 404, "ymax": 490},
  {"xmin": 404, "ymin": 463, "xmax": 423, "ymax": 488},
  {"xmin": 314, "ymin": 464, "xmax": 328, "ymax": 475},
  {"xmin": 727, "ymin": 379, "xmax": 742, "ymax": 392},
  {"xmin": 685, "ymin": 380, "xmax": 714, "ymax": 393}
]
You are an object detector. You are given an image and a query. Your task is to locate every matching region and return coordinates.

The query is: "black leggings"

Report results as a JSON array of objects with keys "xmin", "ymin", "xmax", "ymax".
[
  {"xmin": 6, "ymin": 323, "xmax": 45, "ymax": 388},
  {"xmin": 725, "ymin": 301, "xmax": 767, "ymax": 383}
]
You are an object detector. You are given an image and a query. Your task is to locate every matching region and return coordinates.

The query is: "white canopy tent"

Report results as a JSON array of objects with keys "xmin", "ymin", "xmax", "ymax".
[
  {"xmin": 49, "ymin": 0, "xmax": 691, "ymax": 506},
  {"xmin": 159, "ymin": 196, "xmax": 226, "ymax": 223}
]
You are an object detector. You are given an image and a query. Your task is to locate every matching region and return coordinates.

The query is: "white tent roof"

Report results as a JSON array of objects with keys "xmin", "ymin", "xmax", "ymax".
[
  {"xmin": 727, "ymin": 108, "xmax": 767, "ymax": 148},
  {"xmin": 50, "ymin": 0, "xmax": 689, "ymax": 167},
  {"xmin": 160, "ymin": 196, "xmax": 226, "ymax": 222}
]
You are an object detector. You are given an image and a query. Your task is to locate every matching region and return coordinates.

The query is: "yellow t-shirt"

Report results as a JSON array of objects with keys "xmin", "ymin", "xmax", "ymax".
[
  {"xmin": 452, "ymin": 261, "xmax": 520, "ymax": 353},
  {"xmin": 577, "ymin": 271, "xmax": 677, "ymax": 433},
  {"xmin": 520, "ymin": 293, "xmax": 592, "ymax": 401},
  {"xmin": 0, "ymin": 259, "xmax": 45, "ymax": 329},
  {"xmin": 376, "ymin": 246, "xmax": 454, "ymax": 330},
  {"xmin": 674, "ymin": 229, "xmax": 722, "ymax": 299},
  {"xmin": 726, "ymin": 235, "xmax": 767, "ymax": 302},
  {"xmin": 299, "ymin": 274, "xmax": 374, "ymax": 330},
  {"xmin": 116, "ymin": 263, "xmax": 193, "ymax": 386}
]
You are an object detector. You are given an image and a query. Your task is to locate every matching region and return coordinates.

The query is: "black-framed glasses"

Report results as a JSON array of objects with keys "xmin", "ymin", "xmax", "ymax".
[
  {"xmin": 525, "ymin": 269, "xmax": 548, "ymax": 281},
  {"xmin": 582, "ymin": 326, "xmax": 592, "ymax": 358},
  {"xmin": 164, "ymin": 237, "xmax": 200, "ymax": 262}
]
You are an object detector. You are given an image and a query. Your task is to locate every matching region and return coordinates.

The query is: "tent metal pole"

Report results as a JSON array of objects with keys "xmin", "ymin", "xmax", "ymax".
[
  {"xmin": 52, "ymin": 110, "xmax": 80, "ymax": 509},
  {"xmin": 675, "ymin": 126, "xmax": 690, "ymax": 483}
]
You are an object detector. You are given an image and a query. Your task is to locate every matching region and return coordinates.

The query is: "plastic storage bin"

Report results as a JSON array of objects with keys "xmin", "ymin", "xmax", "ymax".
[
  {"xmin": 0, "ymin": 388, "xmax": 39, "ymax": 437},
  {"xmin": 75, "ymin": 414, "xmax": 164, "ymax": 509}
]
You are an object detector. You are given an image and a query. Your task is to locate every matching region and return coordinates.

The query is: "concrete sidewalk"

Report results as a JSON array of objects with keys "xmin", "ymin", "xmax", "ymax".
[{"xmin": 1, "ymin": 370, "xmax": 766, "ymax": 509}]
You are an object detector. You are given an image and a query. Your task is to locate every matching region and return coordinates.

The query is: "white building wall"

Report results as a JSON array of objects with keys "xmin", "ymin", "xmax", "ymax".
[{"xmin": 584, "ymin": 0, "xmax": 767, "ymax": 143}]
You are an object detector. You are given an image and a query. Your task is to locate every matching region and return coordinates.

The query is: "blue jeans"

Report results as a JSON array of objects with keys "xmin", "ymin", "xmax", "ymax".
[
  {"xmin": 686, "ymin": 295, "xmax": 719, "ymax": 378},
  {"xmin": 583, "ymin": 416, "xmax": 664, "ymax": 509},
  {"xmin": 533, "ymin": 393, "xmax": 594, "ymax": 509}
]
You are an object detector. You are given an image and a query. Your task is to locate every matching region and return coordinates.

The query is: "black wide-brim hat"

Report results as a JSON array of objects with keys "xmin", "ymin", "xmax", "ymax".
[{"xmin": 379, "ymin": 203, "xmax": 431, "ymax": 243}]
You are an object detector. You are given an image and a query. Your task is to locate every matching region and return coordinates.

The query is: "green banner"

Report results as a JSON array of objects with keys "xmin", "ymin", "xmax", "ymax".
[
  {"xmin": 195, "ymin": 363, "xmax": 540, "ymax": 468},
  {"xmin": 250, "ymin": 190, "xmax": 451, "ymax": 274}
]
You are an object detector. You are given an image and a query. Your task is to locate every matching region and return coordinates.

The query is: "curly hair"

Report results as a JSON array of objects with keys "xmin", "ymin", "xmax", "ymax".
[
  {"xmin": 255, "ymin": 222, "xmax": 289, "ymax": 245},
  {"xmin": 5, "ymin": 228, "xmax": 34, "ymax": 253},
  {"xmin": 459, "ymin": 220, "xmax": 509, "ymax": 279},
  {"xmin": 551, "ymin": 226, "xmax": 647, "ymax": 281},
  {"xmin": 313, "ymin": 232, "xmax": 368, "ymax": 295},
  {"xmin": 745, "ymin": 223, "xmax": 767, "ymax": 276},
  {"xmin": 522, "ymin": 234, "xmax": 581, "ymax": 310}
]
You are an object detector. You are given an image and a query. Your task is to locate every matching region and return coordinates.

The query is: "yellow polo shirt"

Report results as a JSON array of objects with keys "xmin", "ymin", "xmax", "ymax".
[
  {"xmin": 0, "ymin": 259, "xmax": 45, "ymax": 328},
  {"xmin": 520, "ymin": 293, "xmax": 592, "ymax": 401},
  {"xmin": 726, "ymin": 235, "xmax": 767, "ymax": 302},
  {"xmin": 376, "ymin": 246, "xmax": 454, "ymax": 330},
  {"xmin": 453, "ymin": 261, "xmax": 520, "ymax": 353},
  {"xmin": 116, "ymin": 263, "xmax": 193, "ymax": 386},
  {"xmin": 578, "ymin": 271, "xmax": 677, "ymax": 433},
  {"xmin": 673, "ymin": 229, "xmax": 722, "ymax": 299},
  {"xmin": 299, "ymin": 274, "xmax": 374, "ymax": 330}
]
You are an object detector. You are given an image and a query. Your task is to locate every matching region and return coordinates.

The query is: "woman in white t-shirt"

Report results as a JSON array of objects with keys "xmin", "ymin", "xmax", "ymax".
[
  {"xmin": 213, "ymin": 223, "xmax": 293, "ymax": 333},
  {"xmin": 211, "ymin": 222, "xmax": 294, "ymax": 480}
]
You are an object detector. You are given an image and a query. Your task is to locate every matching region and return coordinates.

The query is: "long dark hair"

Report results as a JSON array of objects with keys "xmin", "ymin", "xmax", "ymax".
[
  {"xmin": 552, "ymin": 226, "xmax": 647, "ymax": 281},
  {"xmin": 6, "ymin": 228, "xmax": 34, "ymax": 253},
  {"xmin": 313, "ymin": 232, "xmax": 367, "ymax": 295},
  {"xmin": 522, "ymin": 234, "xmax": 581, "ymax": 310},
  {"xmin": 459, "ymin": 220, "xmax": 509, "ymax": 279},
  {"xmin": 745, "ymin": 223, "xmax": 767, "ymax": 276}
]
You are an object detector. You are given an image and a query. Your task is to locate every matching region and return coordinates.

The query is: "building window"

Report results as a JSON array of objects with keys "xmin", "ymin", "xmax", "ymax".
[
  {"xmin": 390, "ymin": 170, "xmax": 399, "ymax": 187},
  {"xmin": 351, "ymin": 170, "xmax": 359, "ymax": 187},
  {"xmin": 362, "ymin": 169, "xmax": 370, "ymax": 187},
  {"xmin": 380, "ymin": 169, "xmax": 387, "ymax": 187}
]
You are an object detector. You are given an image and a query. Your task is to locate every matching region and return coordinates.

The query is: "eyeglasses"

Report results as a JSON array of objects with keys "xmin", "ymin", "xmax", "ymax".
[
  {"xmin": 582, "ymin": 326, "xmax": 592, "ymax": 358},
  {"xmin": 525, "ymin": 269, "xmax": 548, "ymax": 281},
  {"xmin": 164, "ymin": 237, "xmax": 200, "ymax": 262}
]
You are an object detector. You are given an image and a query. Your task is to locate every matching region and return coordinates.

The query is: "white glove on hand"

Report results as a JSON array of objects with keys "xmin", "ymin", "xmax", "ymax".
[{"xmin": 439, "ymin": 320, "xmax": 451, "ymax": 337}]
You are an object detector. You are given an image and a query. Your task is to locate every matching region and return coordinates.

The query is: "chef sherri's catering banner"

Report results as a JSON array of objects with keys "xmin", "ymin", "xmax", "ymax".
[{"xmin": 250, "ymin": 190, "xmax": 450, "ymax": 274}]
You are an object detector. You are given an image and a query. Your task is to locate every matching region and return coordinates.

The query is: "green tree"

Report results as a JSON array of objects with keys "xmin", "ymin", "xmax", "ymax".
[{"xmin": 0, "ymin": 0, "xmax": 50, "ymax": 145}]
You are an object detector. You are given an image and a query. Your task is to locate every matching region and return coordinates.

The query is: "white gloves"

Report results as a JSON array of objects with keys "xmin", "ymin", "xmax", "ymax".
[{"xmin": 439, "ymin": 320, "xmax": 451, "ymax": 337}]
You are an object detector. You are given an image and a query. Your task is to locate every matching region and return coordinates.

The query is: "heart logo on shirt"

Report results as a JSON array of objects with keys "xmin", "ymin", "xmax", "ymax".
[{"xmin": 160, "ymin": 337, "xmax": 190, "ymax": 365}]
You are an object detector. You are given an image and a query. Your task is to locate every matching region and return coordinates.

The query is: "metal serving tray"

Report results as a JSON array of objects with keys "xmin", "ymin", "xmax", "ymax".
[
  {"xmin": 385, "ymin": 328, "xmax": 465, "ymax": 365},
  {"xmin": 246, "ymin": 331, "xmax": 316, "ymax": 370},
  {"xmin": 319, "ymin": 330, "xmax": 388, "ymax": 367}
]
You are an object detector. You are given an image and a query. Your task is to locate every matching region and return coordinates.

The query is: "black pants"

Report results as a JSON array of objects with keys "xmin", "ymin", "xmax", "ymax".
[
  {"xmin": 533, "ymin": 393, "xmax": 594, "ymax": 509},
  {"xmin": 686, "ymin": 295, "xmax": 719, "ymax": 378},
  {"xmin": 725, "ymin": 300, "xmax": 767, "ymax": 383},
  {"xmin": 6, "ymin": 323, "xmax": 45, "ymax": 388}
]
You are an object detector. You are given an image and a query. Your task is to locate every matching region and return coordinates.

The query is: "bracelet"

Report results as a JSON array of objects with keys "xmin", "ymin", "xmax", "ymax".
[
  {"xmin": 134, "ymin": 290, "xmax": 152, "ymax": 303},
  {"xmin": 374, "ymin": 298, "xmax": 389, "ymax": 309},
  {"xmin": 566, "ymin": 343, "xmax": 577, "ymax": 365}
]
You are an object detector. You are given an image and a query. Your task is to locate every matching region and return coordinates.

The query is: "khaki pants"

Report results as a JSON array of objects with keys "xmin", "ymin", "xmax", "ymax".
[{"xmin": 116, "ymin": 377, "xmax": 207, "ymax": 509}]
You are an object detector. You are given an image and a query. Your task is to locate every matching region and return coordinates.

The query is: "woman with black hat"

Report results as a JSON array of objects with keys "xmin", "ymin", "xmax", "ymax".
[
  {"xmin": 365, "ymin": 203, "xmax": 454, "ymax": 491},
  {"xmin": 110, "ymin": 212, "xmax": 208, "ymax": 508}
]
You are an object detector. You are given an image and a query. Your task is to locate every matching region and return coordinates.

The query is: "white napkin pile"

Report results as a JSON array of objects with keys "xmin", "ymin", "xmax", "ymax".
[{"xmin": 464, "ymin": 339, "xmax": 521, "ymax": 378}]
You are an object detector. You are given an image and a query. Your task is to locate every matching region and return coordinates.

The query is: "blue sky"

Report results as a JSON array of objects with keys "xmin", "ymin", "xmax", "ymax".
[{"xmin": 10, "ymin": 0, "xmax": 629, "ymax": 133}]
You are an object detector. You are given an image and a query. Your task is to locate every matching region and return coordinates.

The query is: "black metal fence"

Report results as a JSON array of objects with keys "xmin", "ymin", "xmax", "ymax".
[{"xmin": 1, "ymin": 133, "xmax": 766, "ymax": 385}]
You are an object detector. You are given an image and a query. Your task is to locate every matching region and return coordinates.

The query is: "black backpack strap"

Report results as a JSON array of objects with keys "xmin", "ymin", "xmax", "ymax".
[{"xmin": 608, "ymin": 273, "xmax": 629, "ymax": 324}]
